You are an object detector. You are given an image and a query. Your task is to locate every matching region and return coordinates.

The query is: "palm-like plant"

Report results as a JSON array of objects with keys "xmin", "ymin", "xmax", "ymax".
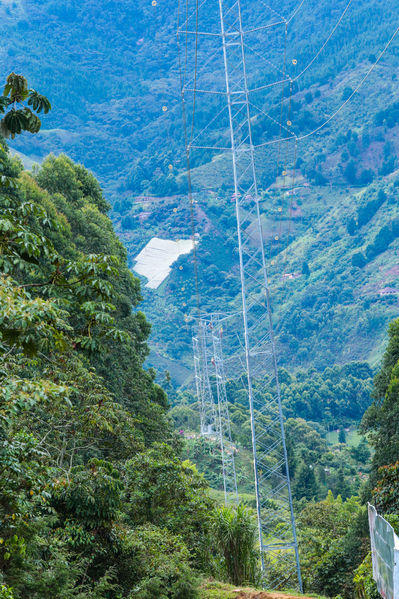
[
  {"xmin": 212, "ymin": 503, "xmax": 259, "ymax": 585},
  {"xmin": 0, "ymin": 72, "xmax": 51, "ymax": 139}
]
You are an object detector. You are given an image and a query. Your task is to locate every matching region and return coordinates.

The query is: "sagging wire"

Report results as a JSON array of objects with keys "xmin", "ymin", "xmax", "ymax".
[{"xmin": 177, "ymin": 0, "xmax": 202, "ymax": 327}]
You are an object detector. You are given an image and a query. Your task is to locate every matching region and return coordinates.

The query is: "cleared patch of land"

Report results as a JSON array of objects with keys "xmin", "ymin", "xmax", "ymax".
[{"xmin": 200, "ymin": 580, "xmax": 325, "ymax": 599}]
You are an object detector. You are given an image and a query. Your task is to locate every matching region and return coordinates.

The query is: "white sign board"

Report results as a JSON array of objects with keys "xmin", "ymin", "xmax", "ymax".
[{"xmin": 368, "ymin": 504, "xmax": 399, "ymax": 599}]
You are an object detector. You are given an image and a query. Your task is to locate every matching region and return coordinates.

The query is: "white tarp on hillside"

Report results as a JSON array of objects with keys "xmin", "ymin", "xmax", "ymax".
[
  {"xmin": 368, "ymin": 503, "xmax": 399, "ymax": 599},
  {"xmin": 133, "ymin": 237, "xmax": 194, "ymax": 289}
]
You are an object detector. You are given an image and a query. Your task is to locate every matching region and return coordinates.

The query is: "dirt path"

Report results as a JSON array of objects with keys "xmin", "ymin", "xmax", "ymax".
[{"xmin": 232, "ymin": 592, "xmax": 315, "ymax": 599}]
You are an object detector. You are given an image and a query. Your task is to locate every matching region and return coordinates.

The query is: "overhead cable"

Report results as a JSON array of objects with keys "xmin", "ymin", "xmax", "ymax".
[
  {"xmin": 254, "ymin": 21, "xmax": 399, "ymax": 148},
  {"xmin": 292, "ymin": 0, "xmax": 354, "ymax": 82}
]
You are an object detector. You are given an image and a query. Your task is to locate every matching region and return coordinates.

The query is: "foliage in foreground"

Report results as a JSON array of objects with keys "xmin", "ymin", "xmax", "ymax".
[
  {"xmin": 210, "ymin": 504, "xmax": 259, "ymax": 586},
  {"xmin": 298, "ymin": 491, "xmax": 369, "ymax": 598},
  {"xmin": 0, "ymin": 96, "xmax": 211, "ymax": 596}
]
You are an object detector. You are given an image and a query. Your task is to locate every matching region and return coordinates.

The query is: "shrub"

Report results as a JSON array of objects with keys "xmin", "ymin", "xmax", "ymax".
[
  {"xmin": 211, "ymin": 503, "xmax": 259, "ymax": 585},
  {"xmin": 127, "ymin": 525, "xmax": 199, "ymax": 599},
  {"xmin": 0, "ymin": 586, "xmax": 14, "ymax": 599},
  {"xmin": 353, "ymin": 553, "xmax": 380, "ymax": 599}
]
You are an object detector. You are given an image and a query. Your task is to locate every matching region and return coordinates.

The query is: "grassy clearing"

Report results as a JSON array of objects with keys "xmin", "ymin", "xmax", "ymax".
[
  {"xmin": 199, "ymin": 579, "xmax": 328, "ymax": 599},
  {"xmin": 326, "ymin": 427, "xmax": 363, "ymax": 447},
  {"xmin": 199, "ymin": 580, "xmax": 255, "ymax": 599}
]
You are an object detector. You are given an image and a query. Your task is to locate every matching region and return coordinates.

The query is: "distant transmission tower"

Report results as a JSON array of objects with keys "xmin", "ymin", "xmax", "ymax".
[
  {"xmin": 179, "ymin": 0, "xmax": 302, "ymax": 590},
  {"xmin": 193, "ymin": 315, "xmax": 238, "ymax": 504},
  {"xmin": 193, "ymin": 322, "xmax": 217, "ymax": 436}
]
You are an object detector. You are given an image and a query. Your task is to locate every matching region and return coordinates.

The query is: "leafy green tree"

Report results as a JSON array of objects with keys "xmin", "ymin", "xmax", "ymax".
[
  {"xmin": 334, "ymin": 467, "xmax": 351, "ymax": 500},
  {"xmin": 342, "ymin": 86, "xmax": 353, "ymax": 101},
  {"xmin": 126, "ymin": 525, "xmax": 199, "ymax": 599},
  {"xmin": 293, "ymin": 463, "xmax": 319, "ymax": 501},
  {"xmin": 361, "ymin": 318, "xmax": 399, "ymax": 485},
  {"xmin": 354, "ymin": 553, "xmax": 380, "ymax": 599},
  {"xmin": 0, "ymin": 73, "xmax": 50, "ymax": 139},
  {"xmin": 372, "ymin": 462, "xmax": 399, "ymax": 514},
  {"xmin": 123, "ymin": 444, "xmax": 213, "ymax": 569},
  {"xmin": 359, "ymin": 169, "xmax": 374, "ymax": 185},
  {"xmin": 339, "ymin": 428, "xmax": 346, "ymax": 443},
  {"xmin": 347, "ymin": 217, "xmax": 357, "ymax": 235},
  {"xmin": 298, "ymin": 492, "xmax": 369, "ymax": 598},
  {"xmin": 352, "ymin": 252, "xmax": 367, "ymax": 268},
  {"xmin": 302, "ymin": 261, "xmax": 310, "ymax": 276},
  {"xmin": 350, "ymin": 438, "xmax": 370, "ymax": 464},
  {"xmin": 0, "ymin": 74, "xmax": 202, "ymax": 597}
]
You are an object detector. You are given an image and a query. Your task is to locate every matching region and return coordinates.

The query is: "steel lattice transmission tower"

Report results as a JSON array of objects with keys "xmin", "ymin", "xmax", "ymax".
[
  {"xmin": 193, "ymin": 322, "xmax": 217, "ymax": 436},
  {"xmin": 193, "ymin": 315, "xmax": 238, "ymax": 504},
  {"xmin": 179, "ymin": 0, "xmax": 302, "ymax": 589}
]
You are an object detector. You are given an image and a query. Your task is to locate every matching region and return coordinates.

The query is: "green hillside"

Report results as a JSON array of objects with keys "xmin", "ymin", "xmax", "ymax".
[
  {"xmin": 119, "ymin": 174, "xmax": 399, "ymax": 385},
  {"xmin": 2, "ymin": 0, "xmax": 399, "ymax": 384}
]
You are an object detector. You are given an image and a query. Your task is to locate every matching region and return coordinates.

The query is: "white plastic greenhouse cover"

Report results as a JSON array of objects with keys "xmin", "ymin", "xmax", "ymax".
[
  {"xmin": 368, "ymin": 503, "xmax": 399, "ymax": 599},
  {"xmin": 133, "ymin": 237, "xmax": 194, "ymax": 289}
]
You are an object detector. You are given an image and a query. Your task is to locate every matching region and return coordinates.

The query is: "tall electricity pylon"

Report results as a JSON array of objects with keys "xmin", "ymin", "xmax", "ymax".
[{"xmin": 179, "ymin": 0, "xmax": 302, "ymax": 589}]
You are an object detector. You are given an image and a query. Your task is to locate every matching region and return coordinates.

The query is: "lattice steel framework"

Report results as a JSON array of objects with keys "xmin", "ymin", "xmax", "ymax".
[
  {"xmin": 193, "ymin": 323, "xmax": 217, "ymax": 436},
  {"xmin": 193, "ymin": 315, "xmax": 238, "ymax": 504},
  {"xmin": 179, "ymin": 0, "xmax": 302, "ymax": 590}
]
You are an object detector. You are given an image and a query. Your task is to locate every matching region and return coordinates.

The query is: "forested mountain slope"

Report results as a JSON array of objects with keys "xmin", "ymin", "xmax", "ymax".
[
  {"xmin": 2, "ymin": 0, "xmax": 399, "ymax": 383},
  {"xmin": 2, "ymin": 0, "xmax": 398, "ymax": 192}
]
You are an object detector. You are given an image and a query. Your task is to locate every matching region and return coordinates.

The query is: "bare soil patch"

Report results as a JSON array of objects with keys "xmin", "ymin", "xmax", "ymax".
[{"xmin": 233, "ymin": 592, "xmax": 315, "ymax": 599}]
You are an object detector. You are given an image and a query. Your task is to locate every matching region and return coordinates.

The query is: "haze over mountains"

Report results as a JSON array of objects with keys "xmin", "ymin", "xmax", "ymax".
[{"xmin": 2, "ymin": 0, "xmax": 399, "ymax": 385}]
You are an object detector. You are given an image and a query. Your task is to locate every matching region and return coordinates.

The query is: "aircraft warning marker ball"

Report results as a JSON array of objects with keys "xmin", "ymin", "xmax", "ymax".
[
  {"xmin": 292, "ymin": 59, "xmax": 297, "ymax": 65},
  {"xmin": 275, "ymin": 235, "xmax": 279, "ymax": 240},
  {"xmin": 168, "ymin": 164, "xmax": 173, "ymax": 170},
  {"xmin": 162, "ymin": 105, "xmax": 168, "ymax": 112},
  {"xmin": 152, "ymin": 1, "xmax": 157, "ymax": 5},
  {"xmin": 287, "ymin": 120, "xmax": 292, "ymax": 126},
  {"xmin": 179, "ymin": 266, "xmax": 183, "ymax": 270},
  {"xmin": 278, "ymin": 206, "xmax": 283, "ymax": 212},
  {"xmin": 173, "ymin": 207, "xmax": 178, "ymax": 213},
  {"xmin": 282, "ymin": 170, "xmax": 287, "ymax": 176}
]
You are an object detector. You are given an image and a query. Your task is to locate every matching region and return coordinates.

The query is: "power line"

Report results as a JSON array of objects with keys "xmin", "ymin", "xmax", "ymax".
[
  {"xmin": 286, "ymin": 0, "xmax": 306, "ymax": 25},
  {"xmin": 298, "ymin": 23, "xmax": 399, "ymax": 140},
  {"xmin": 248, "ymin": 0, "xmax": 354, "ymax": 95},
  {"xmin": 189, "ymin": 0, "xmax": 358, "ymax": 150},
  {"xmin": 254, "ymin": 20, "xmax": 399, "ymax": 148},
  {"xmin": 177, "ymin": 0, "xmax": 201, "ymax": 319},
  {"xmin": 292, "ymin": 0, "xmax": 354, "ymax": 82}
]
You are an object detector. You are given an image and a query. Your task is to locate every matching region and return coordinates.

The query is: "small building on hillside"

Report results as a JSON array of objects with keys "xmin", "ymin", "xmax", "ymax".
[{"xmin": 378, "ymin": 287, "xmax": 399, "ymax": 297}]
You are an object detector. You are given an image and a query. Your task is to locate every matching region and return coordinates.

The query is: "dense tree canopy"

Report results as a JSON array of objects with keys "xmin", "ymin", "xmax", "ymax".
[
  {"xmin": 0, "ymin": 105, "xmax": 213, "ymax": 596},
  {"xmin": 361, "ymin": 318, "xmax": 399, "ymax": 487}
]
